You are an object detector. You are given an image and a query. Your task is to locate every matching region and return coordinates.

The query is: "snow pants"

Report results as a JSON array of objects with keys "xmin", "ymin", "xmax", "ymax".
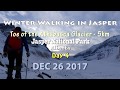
[{"xmin": 7, "ymin": 51, "xmax": 22, "ymax": 79}]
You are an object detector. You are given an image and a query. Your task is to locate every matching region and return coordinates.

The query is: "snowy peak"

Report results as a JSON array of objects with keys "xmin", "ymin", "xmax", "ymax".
[
  {"xmin": 74, "ymin": 35, "xmax": 120, "ymax": 61},
  {"xmin": 103, "ymin": 35, "xmax": 120, "ymax": 47}
]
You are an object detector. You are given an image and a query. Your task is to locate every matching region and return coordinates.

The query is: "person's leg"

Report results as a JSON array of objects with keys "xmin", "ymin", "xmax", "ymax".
[
  {"xmin": 7, "ymin": 52, "xmax": 15, "ymax": 79},
  {"xmin": 15, "ymin": 52, "xmax": 22, "ymax": 79}
]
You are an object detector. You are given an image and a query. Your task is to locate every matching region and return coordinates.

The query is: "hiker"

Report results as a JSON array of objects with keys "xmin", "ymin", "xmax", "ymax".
[{"xmin": 3, "ymin": 27, "xmax": 30, "ymax": 79}]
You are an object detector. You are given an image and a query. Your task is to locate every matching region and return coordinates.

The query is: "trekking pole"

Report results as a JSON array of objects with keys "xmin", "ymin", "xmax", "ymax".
[{"xmin": 25, "ymin": 57, "xmax": 29, "ymax": 79}]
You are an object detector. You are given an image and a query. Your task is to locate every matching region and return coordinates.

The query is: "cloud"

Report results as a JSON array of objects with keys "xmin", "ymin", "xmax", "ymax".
[
  {"xmin": 16, "ymin": 11, "xmax": 27, "ymax": 16},
  {"xmin": 6, "ymin": 11, "xmax": 18, "ymax": 16},
  {"xmin": 29, "ymin": 11, "xmax": 68, "ymax": 21},
  {"xmin": 0, "ymin": 12, "xmax": 9, "ymax": 22}
]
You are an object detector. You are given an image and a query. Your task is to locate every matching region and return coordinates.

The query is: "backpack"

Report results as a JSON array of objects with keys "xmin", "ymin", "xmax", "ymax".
[{"xmin": 8, "ymin": 30, "xmax": 22, "ymax": 50}]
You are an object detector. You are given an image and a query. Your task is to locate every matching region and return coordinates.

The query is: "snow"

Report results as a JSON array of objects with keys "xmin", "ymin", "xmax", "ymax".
[{"xmin": 1, "ymin": 30, "xmax": 120, "ymax": 79}]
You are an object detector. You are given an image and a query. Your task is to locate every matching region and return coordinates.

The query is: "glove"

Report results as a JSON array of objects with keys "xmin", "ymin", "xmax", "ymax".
[
  {"xmin": 26, "ymin": 52, "xmax": 30, "ymax": 57},
  {"xmin": 3, "ymin": 52, "xmax": 7, "ymax": 58}
]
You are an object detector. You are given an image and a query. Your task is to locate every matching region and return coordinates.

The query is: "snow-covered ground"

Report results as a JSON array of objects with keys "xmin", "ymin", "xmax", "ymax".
[
  {"xmin": 1, "ymin": 30, "xmax": 120, "ymax": 79},
  {"xmin": 1, "ymin": 56, "xmax": 120, "ymax": 79}
]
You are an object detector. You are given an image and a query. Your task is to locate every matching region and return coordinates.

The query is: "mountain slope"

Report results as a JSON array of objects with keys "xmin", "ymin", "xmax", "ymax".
[
  {"xmin": 0, "ymin": 24, "xmax": 54, "ymax": 79},
  {"xmin": 1, "ymin": 24, "xmax": 120, "ymax": 79},
  {"xmin": 74, "ymin": 35, "xmax": 120, "ymax": 61}
]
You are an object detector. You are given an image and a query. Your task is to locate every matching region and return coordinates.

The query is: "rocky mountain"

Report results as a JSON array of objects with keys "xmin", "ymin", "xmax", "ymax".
[
  {"xmin": 0, "ymin": 23, "xmax": 54, "ymax": 79},
  {"xmin": 74, "ymin": 35, "xmax": 120, "ymax": 61},
  {"xmin": 0, "ymin": 23, "xmax": 51, "ymax": 58}
]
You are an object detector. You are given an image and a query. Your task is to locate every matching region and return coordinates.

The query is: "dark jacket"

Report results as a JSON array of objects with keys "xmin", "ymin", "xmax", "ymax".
[{"xmin": 3, "ymin": 35, "xmax": 29, "ymax": 53}]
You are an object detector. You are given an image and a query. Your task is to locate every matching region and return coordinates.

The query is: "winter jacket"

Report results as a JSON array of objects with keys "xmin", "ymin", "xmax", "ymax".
[{"xmin": 3, "ymin": 34, "xmax": 29, "ymax": 53}]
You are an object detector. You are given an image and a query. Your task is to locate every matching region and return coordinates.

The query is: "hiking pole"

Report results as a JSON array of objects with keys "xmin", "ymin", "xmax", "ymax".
[{"xmin": 25, "ymin": 56, "xmax": 29, "ymax": 79}]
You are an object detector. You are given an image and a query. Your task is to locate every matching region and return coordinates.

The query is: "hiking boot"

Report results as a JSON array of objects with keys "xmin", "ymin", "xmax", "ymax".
[
  {"xmin": 15, "ymin": 73, "xmax": 21, "ymax": 79},
  {"xmin": 7, "ymin": 69, "xmax": 13, "ymax": 79},
  {"xmin": 14, "ymin": 77, "xmax": 21, "ymax": 79},
  {"xmin": 7, "ymin": 76, "xmax": 13, "ymax": 79}
]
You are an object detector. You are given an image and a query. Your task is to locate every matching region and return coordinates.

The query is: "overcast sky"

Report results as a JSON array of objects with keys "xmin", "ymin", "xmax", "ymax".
[{"xmin": 0, "ymin": 11, "xmax": 120, "ymax": 56}]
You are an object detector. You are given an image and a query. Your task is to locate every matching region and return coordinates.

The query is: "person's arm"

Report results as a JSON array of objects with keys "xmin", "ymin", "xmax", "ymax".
[
  {"xmin": 22, "ymin": 37, "xmax": 30, "ymax": 57},
  {"xmin": 22, "ymin": 36, "xmax": 29, "ymax": 52}
]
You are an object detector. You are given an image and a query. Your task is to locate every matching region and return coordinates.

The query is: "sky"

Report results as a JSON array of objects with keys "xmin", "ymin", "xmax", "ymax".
[{"xmin": 0, "ymin": 11, "xmax": 120, "ymax": 56}]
